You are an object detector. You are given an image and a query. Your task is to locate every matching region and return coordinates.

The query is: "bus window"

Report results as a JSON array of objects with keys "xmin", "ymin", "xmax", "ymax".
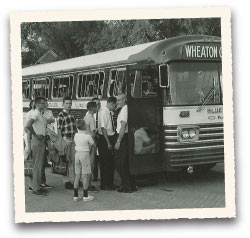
[
  {"xmin": 167, "ymin": 62, "xmax": 222, "ymax": 105},
  {"xmin": 52, "ymin": 75, "xmax": 73, "ymax": 98},
  {"xmin": 131, "ymin": 69, "xmax": 158, "ymax": 98},
  {"xmin": 77, "ymin": 74, "xmax": 87, "ymax": 98},
  {"xmin": 98, "ymin": 72, "xmax": 105, "ymax": 96},
  {"xmin": 22, "ymin": 80, "xmax": 30, "ymax": 99},
  {"xmin": 108, "ymin": 69, "xmax": 126, "ymax": 97},
  {"xmin": 33, "ymin": 78, "xmax": 49, "ymax": 98},
  {"xmin": 85, "ymin": 74, "xmax": 94, "ymax": 97}
]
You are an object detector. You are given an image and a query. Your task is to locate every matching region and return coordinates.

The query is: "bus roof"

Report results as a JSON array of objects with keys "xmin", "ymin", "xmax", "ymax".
[{"xmin": 22, "ymin": 35, "xmax": 220, "ymax": 77}]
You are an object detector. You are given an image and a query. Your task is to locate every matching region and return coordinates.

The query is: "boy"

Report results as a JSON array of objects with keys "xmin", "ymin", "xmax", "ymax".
[{"xmin": 73, "ymin": 119, "xmax": 95, "ymax": 202}]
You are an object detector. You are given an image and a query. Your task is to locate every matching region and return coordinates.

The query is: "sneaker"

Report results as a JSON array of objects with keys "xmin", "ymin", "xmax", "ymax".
[
  {"xmin": 73, "ymin": 197, "xmax": 82, "ymax": 202},
  {"xmin": 40, "ymin": 184, "xmax": 53, "ymax": 189},
  {"xmin": 65, "ymin": 182, "xmax": 74, "ymax": 190},
  {"xmin": 33, "ymin": 190, "xmax": 47, "ymax": 196},
  {"xmin": 83, "ymin": 195, "xmax": 94, "ymax": 202},
  {"xmin": 88, "ymin": 185, "xmax": 99, "ymax": 193},
  {"xmin": 28, "ymin": 186, "xmax": 33, "ymax": 192}
]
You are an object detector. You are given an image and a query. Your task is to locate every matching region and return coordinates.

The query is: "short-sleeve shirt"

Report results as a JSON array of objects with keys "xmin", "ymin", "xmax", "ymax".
[
  {"xmin": 58, "ymin": 110, "xmax": 77, "ymax": 138},
  {"xmin": 84, "ymin": 112, "xmax": 96, "ymax": 136},
  {"xmin": 116, "ymin": 105, "xmax": 128, "ymax": 134},
  {"xmin": 74, "ymin": 130, "xmax": 94, "ymax": 152},
  {"xmin": 42, "ymin": 109, "xmax": 55, "ymax": 131},
  {"xmin": 30, "ymin": 109, "xmax": 47, "ymax": 136},
  {"xmin": 99, "ymin": 107, "xmax": 115, "ymax": 136}
]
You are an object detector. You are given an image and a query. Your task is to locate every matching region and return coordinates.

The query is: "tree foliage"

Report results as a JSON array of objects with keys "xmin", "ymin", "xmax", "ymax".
[{"xmin": 21, "ymin": 18, "xmax": 221, "ymax": 66}]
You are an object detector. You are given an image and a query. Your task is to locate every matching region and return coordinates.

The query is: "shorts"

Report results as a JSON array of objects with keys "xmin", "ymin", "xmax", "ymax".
[{"xmin": 75, "ymin": 151, "xmax": 91, "ymax": 175}]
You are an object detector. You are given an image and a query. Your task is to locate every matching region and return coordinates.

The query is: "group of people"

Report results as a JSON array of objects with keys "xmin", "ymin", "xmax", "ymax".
[{"xmin": 24, "ymin": 93, "xmax": 136, "ymax": 202}]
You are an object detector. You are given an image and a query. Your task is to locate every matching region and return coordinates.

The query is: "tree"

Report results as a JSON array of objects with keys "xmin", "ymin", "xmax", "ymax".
[{"xmin": 21, "ymin": 18, "xmax": 221, "ymax": 66}]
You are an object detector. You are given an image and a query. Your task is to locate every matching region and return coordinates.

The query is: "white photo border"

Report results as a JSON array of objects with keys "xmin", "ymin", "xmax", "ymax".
[{"xmin": 10, "ymin": 7, "xmax": 235, "ymax": 223}]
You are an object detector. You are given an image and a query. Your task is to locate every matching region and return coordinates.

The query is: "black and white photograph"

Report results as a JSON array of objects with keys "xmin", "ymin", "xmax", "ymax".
[{"xmin": 10, "ymin": 7, "xmax": 234, "ymax": 223}]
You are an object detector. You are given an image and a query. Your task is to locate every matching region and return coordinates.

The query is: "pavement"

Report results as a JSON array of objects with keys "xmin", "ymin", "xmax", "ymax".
[{"xmin": 25, "ymin": 164, "xmax": 225, "ymax": 212}]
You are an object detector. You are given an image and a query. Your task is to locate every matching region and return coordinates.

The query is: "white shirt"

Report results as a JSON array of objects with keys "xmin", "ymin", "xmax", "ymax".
[
  {"xmin": 83, "ymin": 112, "xmax": 96, "ymax": 136},
  {"xmin": 42, "ymin": 109, "xmax": 55, "ymax": 132},
  {"xmin": 30, "ymin": 109, "xmax": 47, "ymax": 136},
  {"xmin": 74, "ymin": 130, "xmax": 94, "ymax": 152},
  {"xmin": 94, "ymin": 108, "xmax": 103, "ymax": 135},
  {"xmin": 99, "ymin": 107, "xmax": 115, "ymax": 136},
  {"xmin": 116, "ymin": 105, "xmax": 128, "ymax": 134}
]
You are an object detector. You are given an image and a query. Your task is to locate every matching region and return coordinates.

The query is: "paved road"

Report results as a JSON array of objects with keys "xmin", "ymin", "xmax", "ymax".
[{"xmin": 25, "ymin": 163, "xmax": 225, "ymax": 212}]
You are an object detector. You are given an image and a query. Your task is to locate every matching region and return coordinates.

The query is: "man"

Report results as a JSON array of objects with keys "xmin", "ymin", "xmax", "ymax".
[
  {"xmin": 25, "ymin": 97, "xmax": 48, "ymax": 196},
  {"xmin": 57, "ymin": 96, "xmax": 77, "ymax": 190},
  {"xmin": 91, "ymin": 97, "xmax": 102, "ymax": 182},
  {"xmin": 40, "ymin": 100, "xmax": 55, "ymax": 189},
  {"xmin": 114, "ymin": 94, "xmax": 136, "ymax": 193},
  {"xmin": 83, "ymin": 101, "xmax": 99, "ymax": 192},
  {"xmin": 98, "ymin": 96, "xmax": 117, "ymax": 190}
]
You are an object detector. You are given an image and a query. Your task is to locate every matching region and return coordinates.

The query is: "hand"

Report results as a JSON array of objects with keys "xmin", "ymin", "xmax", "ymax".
[
  {"xmin": 108, "ymin": 143, "xmax": 113, "ymax": 150},
  {"xmin": 27, "ymin": 147, "xmax": 31, "ymax": 155},
  {"xmin": 114, "ymin": 141, "xmax": 120, "ymax": 150}
]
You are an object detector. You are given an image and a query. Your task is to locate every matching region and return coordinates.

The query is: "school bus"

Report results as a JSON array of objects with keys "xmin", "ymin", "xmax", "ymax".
[{"xmin": 22, "ymin": 35, "xmax": 223, "ymax": 175}]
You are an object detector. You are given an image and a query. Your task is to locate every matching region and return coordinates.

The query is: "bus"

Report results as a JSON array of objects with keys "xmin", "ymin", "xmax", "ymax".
[{"xmin": 22, "ymin": 35, "xmax": 223, "ymax": 175}]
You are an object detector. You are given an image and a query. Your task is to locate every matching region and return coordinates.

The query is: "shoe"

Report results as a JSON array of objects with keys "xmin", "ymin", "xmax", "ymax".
[
  {"xmin": 83, "ymin": 195, "xmax": 94, "ymax": 202},
  {"xmin": 65, "ymin": 182, "xmax": 74, "ymax": 190},
  {"xmin": 100, "ymin": 185, "xmax": 106, "ymax": 190},
  {"xmin": 39, "ymin": 188, "xmax": 48, "ymax": 193},
  {"xmin": 88, "ymin": 185, "xmax": 99, "ymax": 193},
  {"xmin": 33, "ymin": 190, "xmax": 47, "ymax": 196},
  {"xmin": 40, "ymin": 184, "xmax": 53, "ymax": 189},
  {"xmin": 132, "ymin": 185, "xmax": 138, "ymax": 192},
  {"xmin": 73, "ymin": 197, "xmax": 82, "ymax": 202},
  {"xmin": 105, "ymin": 185, "xmax": 117, "ymax": 191},
  {"xmin": 117, "ymin": 187, "xmax": 133, "ymax": 193},
  {"xmin": 28, "ymin": 186, "xmax": 33, "ymax": 192}
]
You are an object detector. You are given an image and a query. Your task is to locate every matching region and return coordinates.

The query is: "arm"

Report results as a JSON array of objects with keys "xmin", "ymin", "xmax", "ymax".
[
  {"xmin": 114, "ymin": 121, "xmax": 127, "ymax": 150},
  {"xmin": 101, "ymin": 127, "xmax": 112, "ymax": 149},
  {"xmin": 25, "ymin": 118, "xmax": 44, "ymax": 140}
]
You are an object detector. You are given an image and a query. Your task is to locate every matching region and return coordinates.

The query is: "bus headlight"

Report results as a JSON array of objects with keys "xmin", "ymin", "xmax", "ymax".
[
  {"xmin": 181, "ymin": 130, "xmax": 189, "ymax": 139},
  {"xmin": 189, "ymin": 129, "xmax": 196, "ymax": 138},
  {"xmin": 177, "ymin": 126, "xmax": 200, "ymax": 142}
]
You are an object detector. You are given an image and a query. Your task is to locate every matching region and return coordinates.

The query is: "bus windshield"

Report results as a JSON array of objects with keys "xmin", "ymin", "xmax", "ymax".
[{"xmin": 165, "ymin": 62, "xmax": 222, "ymax": 106}]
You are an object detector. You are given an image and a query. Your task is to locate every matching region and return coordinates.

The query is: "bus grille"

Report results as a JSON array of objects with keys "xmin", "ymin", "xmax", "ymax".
[{"xmin": 164, "ymin": 123, "xmax": 224, "ymax": 167}]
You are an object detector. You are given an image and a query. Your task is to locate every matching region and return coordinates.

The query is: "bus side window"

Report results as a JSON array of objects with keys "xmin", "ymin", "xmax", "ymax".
[
  {"xmin": 22, "ymin": 80, "xmax": 30, "ymax": 99},
  {"xmin": 117, "ymin": 70, "xmax": 126, "ymax": 94},
  {"xmin": 142, "ymin": 70, "xmax": 158, "ymax": 97},
  {"xmin": 98, "ymin": 72, "xmax": 104, "ymax": 96},
  {"xmin": 108, "ymin": 70, "xmax": 117, "ymax": 97},
  {"xmin": 133, "ymin": 70, "xmax": 142, "ymax": 98}
]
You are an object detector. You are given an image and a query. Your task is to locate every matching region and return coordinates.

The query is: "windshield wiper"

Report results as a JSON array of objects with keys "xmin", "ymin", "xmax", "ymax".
[{"xmin": 196, "ymin": 87, "xmax": 215, "ymax": 112}]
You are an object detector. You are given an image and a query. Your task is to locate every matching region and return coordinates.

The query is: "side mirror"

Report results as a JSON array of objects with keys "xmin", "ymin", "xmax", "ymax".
[{"xmin": 159, "ymin": 64, "xmax": 169, "ymax": 88}]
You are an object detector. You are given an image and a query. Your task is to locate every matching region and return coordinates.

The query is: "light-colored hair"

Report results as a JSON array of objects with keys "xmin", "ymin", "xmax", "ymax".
[{"xmin": 76, "ymin": 119, "xmax": 86, "ymax": 131}]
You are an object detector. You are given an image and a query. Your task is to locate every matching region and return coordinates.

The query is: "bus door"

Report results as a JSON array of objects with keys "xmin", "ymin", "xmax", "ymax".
[{"xmin": 126, "ymin": 65, "xmax": 163, "ymax": 175}]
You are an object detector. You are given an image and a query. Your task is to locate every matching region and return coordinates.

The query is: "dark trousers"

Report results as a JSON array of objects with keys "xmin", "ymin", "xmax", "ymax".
[
  {"xmin": 93, "ymin": 154, "xmax": 99, "ymax": 179},
  {"xmin": 114, "ymin": 134, "xmax": 135, "ymax": 190},
  {"xmin": 98, "ymin": 134, "xmax": 116, "ymax": 187}
]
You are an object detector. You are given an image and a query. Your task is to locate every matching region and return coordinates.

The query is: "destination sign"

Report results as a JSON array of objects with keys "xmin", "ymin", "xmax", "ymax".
[{"xmin": 183, "ymin": 44, "xmax": 222, "ymax": 59}]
